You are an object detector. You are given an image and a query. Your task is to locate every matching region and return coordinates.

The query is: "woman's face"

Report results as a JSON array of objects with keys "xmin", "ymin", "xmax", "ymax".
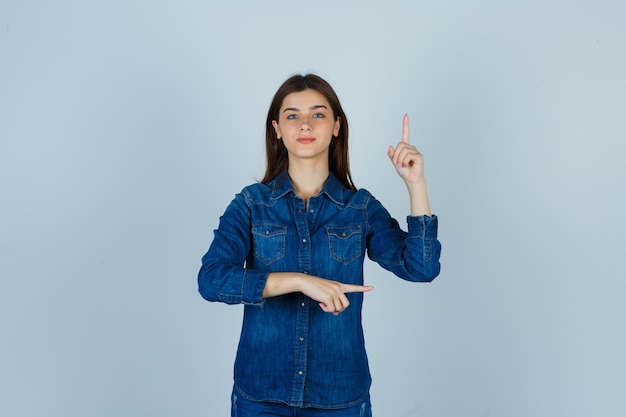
[{"xmin": 272, "ymin": 89, "xmax": 341, "ymax": 165}]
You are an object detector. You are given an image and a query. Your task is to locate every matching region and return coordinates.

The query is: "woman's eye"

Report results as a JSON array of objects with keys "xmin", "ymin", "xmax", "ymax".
[
  {"xmin": 313, "ymin": 113, "xmax": 324, "ymax": 118},
  {"xmin": 286, "ymin": 114, "xmax": 297, "ymax": 120}
]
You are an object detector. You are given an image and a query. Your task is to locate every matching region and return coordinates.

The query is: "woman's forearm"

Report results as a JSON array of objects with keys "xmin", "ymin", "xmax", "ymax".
[
  {"xmin": 262, "ymin": 272, "xmax": 306, "ymax": 298},
  {"xmin": 407, "ymin": 180, "xmax": 432, "ymax": 217}
]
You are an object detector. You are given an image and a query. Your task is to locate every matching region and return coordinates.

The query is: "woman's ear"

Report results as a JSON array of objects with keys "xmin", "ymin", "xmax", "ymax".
[
  {"xmin": 333, "ymin": 117, "xmax": 341, "ymax": 137},
  {"xmin": 272, "ymin": 120, "xmax": 282, "ymax": 139}
]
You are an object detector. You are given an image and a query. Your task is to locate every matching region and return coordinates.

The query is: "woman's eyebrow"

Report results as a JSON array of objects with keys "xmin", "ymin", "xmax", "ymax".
[{"xmin": 282, "ymin": 105, "xmax": 328, "ymax": 113}]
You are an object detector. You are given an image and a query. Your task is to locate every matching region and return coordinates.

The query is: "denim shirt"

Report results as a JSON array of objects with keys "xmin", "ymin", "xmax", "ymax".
[{"xmin": 198, "ymin": 173, "xmax": 441, "ymax": 409}]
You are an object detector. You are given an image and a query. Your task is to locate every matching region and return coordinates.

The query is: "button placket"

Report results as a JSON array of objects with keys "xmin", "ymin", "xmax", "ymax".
[
  {"xmin": 292, "ymin": 294, "xmax": 309, "ymax": 403},
  {"xmin": 291, "ymin": 195, "xmax": 311, "ymax": 404}
]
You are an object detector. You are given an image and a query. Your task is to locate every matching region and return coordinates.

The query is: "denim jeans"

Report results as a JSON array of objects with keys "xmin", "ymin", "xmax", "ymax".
[{"xmin": 232, "ymin": 390, "xmax": 373, "ymax": 417}]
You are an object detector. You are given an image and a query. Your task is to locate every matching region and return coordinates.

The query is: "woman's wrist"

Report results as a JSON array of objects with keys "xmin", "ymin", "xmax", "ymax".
[{"xmin": 406, "ymin": 180, "xmax": 432, "ymax": 216}]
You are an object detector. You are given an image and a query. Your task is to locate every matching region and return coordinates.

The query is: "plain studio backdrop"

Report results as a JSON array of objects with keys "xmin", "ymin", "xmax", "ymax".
[{"xmin": 1, "ymin": 1, "xmax": 625, "ymax": 416}]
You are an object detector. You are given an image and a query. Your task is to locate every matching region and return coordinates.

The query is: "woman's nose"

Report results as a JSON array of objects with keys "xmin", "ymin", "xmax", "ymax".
[{"xmin": 300, "ymin": 118, "xmax": 311, "ymax": 131}]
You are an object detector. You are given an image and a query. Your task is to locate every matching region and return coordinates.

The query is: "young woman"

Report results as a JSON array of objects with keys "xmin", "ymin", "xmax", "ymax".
[{"xmin": 198, "ymin": 74, "xmax": 441, "ymax": 416}]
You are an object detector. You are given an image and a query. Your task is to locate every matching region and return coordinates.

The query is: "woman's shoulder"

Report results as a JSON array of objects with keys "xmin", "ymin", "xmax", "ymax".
[
  {"xmin": 354, "ymin": 186, "xmax": 372, "ymax": 196},
  {"xmin": 241, "ymin": 181, "xmax": 270, "ymax": 192},
  {"xmin": 238, "ymin": 180, "xmax": 277, "ymax": 203},
  {"xmin": 240, "ymin": 180, "xmax": 268, "ymax": 193},
  {"xmin": 343, "ymin": 186, "xmax": 376, "ymax": 208}
]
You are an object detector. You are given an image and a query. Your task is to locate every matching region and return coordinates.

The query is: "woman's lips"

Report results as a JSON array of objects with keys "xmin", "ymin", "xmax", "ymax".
[{"xmin": 297, "ymin": 137, "xmax": 315, "ymax": 144}]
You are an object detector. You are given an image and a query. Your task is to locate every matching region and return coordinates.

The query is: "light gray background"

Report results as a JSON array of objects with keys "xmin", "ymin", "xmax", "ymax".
[{"xmin": 1, "ymin": 1, "xmax": 625, "ymax": 416}]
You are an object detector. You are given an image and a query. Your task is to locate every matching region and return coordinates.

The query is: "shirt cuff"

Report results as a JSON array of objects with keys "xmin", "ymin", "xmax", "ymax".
[
  {"xmin": 407, "ymin": 214, "xmax": 438, "ymax": 238},
  {"xmin": 241, "ymin": 269, "xmax": 269, "ymax": 306}
]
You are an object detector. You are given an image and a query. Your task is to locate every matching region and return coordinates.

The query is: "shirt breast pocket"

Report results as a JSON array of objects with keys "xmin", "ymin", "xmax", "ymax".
[
  {"xmin": 326, "ymin": 225, "xmax": 362, "ymax": 264},
  {"xmin": 252, "ymin": 224, "xmax": 287, "ymax": 265}
]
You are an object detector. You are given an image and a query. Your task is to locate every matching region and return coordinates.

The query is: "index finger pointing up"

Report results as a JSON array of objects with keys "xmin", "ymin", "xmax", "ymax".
[{"xmin": 402, "ymin": 113, "xmax": 410, "ymax": 144}]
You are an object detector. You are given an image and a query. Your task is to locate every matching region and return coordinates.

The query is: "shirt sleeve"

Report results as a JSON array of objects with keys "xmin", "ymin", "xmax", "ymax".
[
  {"xmin": 365, "ymin": 195, "xmax": 441, "ymax": 282},
  {"xmin": 197, "ymin": 192, "xmax": 268, "ymax": 306}
]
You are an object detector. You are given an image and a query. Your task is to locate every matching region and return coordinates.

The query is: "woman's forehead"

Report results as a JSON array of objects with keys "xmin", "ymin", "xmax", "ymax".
[{"xmin": 281, "ymin": 89, "xmax": 330, "ymax": 109}]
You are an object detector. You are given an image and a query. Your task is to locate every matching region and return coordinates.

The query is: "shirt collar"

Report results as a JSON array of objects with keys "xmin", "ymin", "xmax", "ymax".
[{"xmin": 270, "ymin": 172, "xmax": 345, "ymax": 206}]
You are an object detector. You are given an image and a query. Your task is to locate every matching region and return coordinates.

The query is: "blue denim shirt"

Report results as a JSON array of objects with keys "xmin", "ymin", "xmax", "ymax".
[{"xmin": 198, "ymin": 173, "xmax": 441, "ymax": 409}]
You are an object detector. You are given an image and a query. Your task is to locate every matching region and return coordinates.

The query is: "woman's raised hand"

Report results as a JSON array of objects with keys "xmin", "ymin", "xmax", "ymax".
[{"xmin": 387, "ymin": 114, "xmax": 425, "ymax": 185}]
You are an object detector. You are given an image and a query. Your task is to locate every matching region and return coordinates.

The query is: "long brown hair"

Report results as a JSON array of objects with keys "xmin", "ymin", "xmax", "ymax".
[{"xmin": 261, "ymin": 74, "xmax": 356, "ymax": 190}]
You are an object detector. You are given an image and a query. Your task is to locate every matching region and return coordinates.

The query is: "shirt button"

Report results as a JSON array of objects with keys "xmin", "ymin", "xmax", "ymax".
[
  {"xmin": 309, "ymin": 209, "xmax": 314, "ymax": 213},
  {"xmin": 300, "ymin": 337, "xmax": 304, "ymax": 342},
  {"xmin": 302, "ymin": 238, "xmax": 307, "ymax": 243},
  {"xmin": 301, "ymin": 302, "xmax": 305, "ymax": 307},
  {"xmin": 298, "ymin": 371, "xmax": 303, "ymax": 375}
]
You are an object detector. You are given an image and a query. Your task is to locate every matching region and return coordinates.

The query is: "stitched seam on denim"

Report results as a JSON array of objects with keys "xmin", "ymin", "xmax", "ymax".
[
  {"xmin": 423, "ymin": 239, "xmax": 432, "ymax": 261},
  {"xmin": 305, "ymin": 388, "xmax": 371, "ymax": 409}
]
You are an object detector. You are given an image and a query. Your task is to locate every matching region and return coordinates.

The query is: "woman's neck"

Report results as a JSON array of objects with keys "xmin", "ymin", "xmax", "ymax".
[{"xmin": 288, "ymin": 160, "xmax": 329, "ymax": 204}]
